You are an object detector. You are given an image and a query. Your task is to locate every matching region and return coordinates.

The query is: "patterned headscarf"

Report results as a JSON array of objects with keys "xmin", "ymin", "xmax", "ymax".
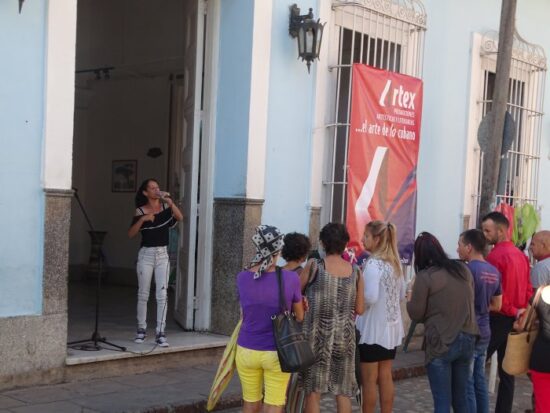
[{"xmin": 247, "ymin": 225, "xmax": 285, "ymax": 279}]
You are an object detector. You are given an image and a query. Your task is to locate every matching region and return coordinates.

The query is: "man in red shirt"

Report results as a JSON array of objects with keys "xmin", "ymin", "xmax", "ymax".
[{"xmin": 482, "ymin": 211, "xmax": 532, "ymax": 413}]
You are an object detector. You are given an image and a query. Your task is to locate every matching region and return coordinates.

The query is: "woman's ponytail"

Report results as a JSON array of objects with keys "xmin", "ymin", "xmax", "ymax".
[
  {"xmin": 365, "ymin": 220, "xmax": 402, "ymax": 276},
  {"xmin": 386, "ymin": 222, "xmax": 402, "ymax": 276}
]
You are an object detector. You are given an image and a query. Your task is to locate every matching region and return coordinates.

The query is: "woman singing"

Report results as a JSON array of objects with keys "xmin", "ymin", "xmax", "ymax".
[{"xmin": 128, "ymin": 178, "xmax": 183, "ymax": 347}]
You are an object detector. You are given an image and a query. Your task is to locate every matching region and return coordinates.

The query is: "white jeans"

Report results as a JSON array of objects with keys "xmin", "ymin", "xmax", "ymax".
[{"xmin": 136, "ymin": 246, "xmax": 169, "ymax": 333}]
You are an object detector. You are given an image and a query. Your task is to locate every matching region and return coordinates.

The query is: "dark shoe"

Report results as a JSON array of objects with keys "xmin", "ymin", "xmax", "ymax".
[
  {"xmin": 155, "ymin": 332, "xmax": 169, "ymax": 347},
  {"xmin": 134, "ymin": 328, "xmax": 146, "ymax": 344}
]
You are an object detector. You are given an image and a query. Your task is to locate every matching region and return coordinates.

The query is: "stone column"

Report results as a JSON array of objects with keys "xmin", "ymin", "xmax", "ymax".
[
  {"xmin": 0, "ymin": 189, "xmax": 72, "ymax": 390},
  {"xmin": 308, "ymin": 206, "xmax": 322, "ymax": 250},
  {"xmin": 210, "ymin": 198, "xmax": 263, "ymax": 335}
]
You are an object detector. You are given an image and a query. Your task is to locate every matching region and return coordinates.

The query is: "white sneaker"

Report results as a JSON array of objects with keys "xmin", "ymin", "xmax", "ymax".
[
  {"xmin": 134, "ymin": 328, "xmax": 146, "ymax": 344},
  {"xmin": 155, "ymin": 332, "xmax": 169, "ymax": 347}
]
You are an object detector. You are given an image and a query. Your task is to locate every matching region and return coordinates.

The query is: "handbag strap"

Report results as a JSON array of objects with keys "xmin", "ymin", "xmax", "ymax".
[
  {"xmin": 276, "ymin": 266, "xmax": 288, "ymax": 313},
  {"xmin": 524, "ymin": 287, "xmax": 543, "ymax": 332}
]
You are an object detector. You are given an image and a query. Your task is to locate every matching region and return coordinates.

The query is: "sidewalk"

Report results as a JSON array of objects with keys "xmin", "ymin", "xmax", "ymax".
[{"xmin": 0, "ymin": 340, "xmax": 425, "ymax": 413}]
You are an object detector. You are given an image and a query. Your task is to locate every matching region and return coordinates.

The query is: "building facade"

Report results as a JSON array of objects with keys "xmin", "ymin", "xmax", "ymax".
[{"xmin": 1, "ymin": 0, "xmax": 549, "ymax": 388}]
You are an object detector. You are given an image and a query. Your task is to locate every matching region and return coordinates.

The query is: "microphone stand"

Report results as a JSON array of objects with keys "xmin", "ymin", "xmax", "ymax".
[{"xmin": 68, "ymin": 188, "xmax": 126, "ymax": 352}]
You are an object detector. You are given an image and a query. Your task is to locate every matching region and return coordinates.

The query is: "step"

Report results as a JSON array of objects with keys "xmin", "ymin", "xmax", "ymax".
[{"xmin": 65, "ymin": 331, "xmax": 228, "ymax": 382}]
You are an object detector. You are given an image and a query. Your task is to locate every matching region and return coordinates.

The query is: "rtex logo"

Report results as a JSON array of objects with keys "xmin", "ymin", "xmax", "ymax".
[{"xmin": 379, "ymin": 79, "xmax": 416, "ymax": 109}]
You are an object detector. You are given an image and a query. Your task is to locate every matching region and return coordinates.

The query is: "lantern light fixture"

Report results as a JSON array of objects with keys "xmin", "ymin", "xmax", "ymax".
[{"xmin": 289, "ymin": 4, "xmax": 325, "ymax": 73}]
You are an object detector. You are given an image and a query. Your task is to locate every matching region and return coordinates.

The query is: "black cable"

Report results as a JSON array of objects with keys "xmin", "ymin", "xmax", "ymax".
[
  {"xmin": 70, "ymin": 283, "xmax": 169, "ymax": 356},
  {"xmin": 102, "ymin": 251, "xmax": 171, "ymax": 357}
]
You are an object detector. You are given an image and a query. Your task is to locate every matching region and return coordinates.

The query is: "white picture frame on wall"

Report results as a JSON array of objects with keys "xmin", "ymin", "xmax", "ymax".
[{"xmin": 111, "ymin": 160, "xmax": 137, "ymax": 193}]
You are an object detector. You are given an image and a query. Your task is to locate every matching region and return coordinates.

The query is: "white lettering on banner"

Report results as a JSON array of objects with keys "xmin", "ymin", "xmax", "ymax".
[
  {"xmin": 354, "ymin": 119, "xmax": 416, "ymax": 141},
  {"xmin": 355, "ymin": 120, "xmax": 381, "ymax": 135},
  {"xmin": 378, "ymin": 80, "xmax": 416, "ymax": 110},
  {"xmin": 379, "ymin": 80, "xmax": 392, "ymax": 107},
  {"xmin": 376, "ymin": 113, "xmax": 415, "ymax": 125},
  {"xmin": 355, "ymin": 78, "xmax": 418, "ymax": 141},
  {"xmin": 393, "ymin": 108, "xmax": 415, "ymax": 118},
  {"xmin": 398, "ymin": 126, "xmax": 416, "ymax": 141}
]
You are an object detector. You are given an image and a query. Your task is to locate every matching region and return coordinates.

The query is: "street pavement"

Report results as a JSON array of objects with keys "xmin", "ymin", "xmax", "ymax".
[
  {"xmin": 219, "ymin": 374, "xmax": 533, "ymax": 412},
  {"xmin": 0, "ymin": 343, "xmax": 423, "ymax": 413},
  {"xmin": 0, "ymin": 334, "xmax": 533, "ymax": 413}
]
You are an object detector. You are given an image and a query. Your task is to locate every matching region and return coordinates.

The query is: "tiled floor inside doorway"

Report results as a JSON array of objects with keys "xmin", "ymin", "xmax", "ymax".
[{"xmin": 67, "ymin": 279, "xmax": 227, "ymax": 364}]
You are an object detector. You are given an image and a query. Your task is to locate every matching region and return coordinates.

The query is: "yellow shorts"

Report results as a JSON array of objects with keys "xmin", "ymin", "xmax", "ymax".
[{"xmin": 235, "ymin": 345, "xmax": 291, "ymax": 406}]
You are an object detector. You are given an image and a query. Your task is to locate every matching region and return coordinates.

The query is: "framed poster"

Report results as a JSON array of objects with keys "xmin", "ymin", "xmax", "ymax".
[{"xmin": 112, "ymin": 160, "xmax": 137, "ymax": 192}]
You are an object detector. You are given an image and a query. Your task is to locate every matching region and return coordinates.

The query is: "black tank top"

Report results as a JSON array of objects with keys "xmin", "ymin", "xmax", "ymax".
[{"xmin": 131, "ymin": 204, "xmax": 176, "ymax": 247}]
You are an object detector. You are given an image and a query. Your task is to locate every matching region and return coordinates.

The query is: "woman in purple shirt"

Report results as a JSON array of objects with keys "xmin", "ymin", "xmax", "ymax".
[{"xmin": 236, "ymin": 225, "xmax": 305, "ymax": 413}]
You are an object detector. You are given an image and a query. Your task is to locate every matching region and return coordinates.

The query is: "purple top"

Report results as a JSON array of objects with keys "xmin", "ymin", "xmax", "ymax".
[
  {"xmin": 468, "ymin": 260, "xmax": 502, "ymax": 346},
  {"xmin": 237, "ymin": 269, "xmax": 302, "ymax": 351}
]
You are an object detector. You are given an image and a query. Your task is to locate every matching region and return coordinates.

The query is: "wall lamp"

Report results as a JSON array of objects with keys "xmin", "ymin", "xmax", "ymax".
[{"xmin": 289, "ymin": 4, "xmax": 325, "ymax": 73}]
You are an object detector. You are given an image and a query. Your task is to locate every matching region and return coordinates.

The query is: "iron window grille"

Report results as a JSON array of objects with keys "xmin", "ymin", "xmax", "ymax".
[
  {"xmin": 469, "ymin": 30, "xmax": 547, "ymax": 226},
  {"xmin": 324, "ymin": 0, "xmax": 427, "ymax": 224}
]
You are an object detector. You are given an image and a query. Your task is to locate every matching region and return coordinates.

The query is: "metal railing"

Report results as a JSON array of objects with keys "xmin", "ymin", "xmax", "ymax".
[
  {"xmin": 325, "ymin": 0, "xmax": 427, "ymax": 223},
  {"xmin": 471, "ymin": 30, "xmax": 547, "ymax": 224}
]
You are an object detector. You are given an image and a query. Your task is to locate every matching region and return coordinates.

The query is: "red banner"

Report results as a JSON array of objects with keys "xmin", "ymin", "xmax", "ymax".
[{"xmin": 346, "ymin": 64, "xmax": 423, "ymax": 264}]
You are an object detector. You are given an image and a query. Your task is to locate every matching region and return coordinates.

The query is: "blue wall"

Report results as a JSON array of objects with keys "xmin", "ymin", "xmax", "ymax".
[
  {"xmin": 417, "ymin": 0, "xmax": 550, "ymax": 255},
  {"xmin": 212, "ymin": 0, "xmax": 550, "ymax": 251},
  {"xmin": 213, "ymin": 0, "xmax": 319, "ymax": 236},
  {"xmin": 261, "ymin": 0, "xmax": 317, "ymax": 234},
  {"xmin": 0, "ymin": 1, "xmax": 46, "ymax": 316},
  {"xmin": 214, "ymin": 0, "xmax": 254, "ymax": 198}
]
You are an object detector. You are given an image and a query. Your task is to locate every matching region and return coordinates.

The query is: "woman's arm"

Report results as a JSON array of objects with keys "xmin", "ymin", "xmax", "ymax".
[
  {"xmin": 290, "ymin": 272, "xmax": 305, "ymax": 321},
  {"xmin": 128, "ymin": 213, "xmax": 154, "ymax": 238},
  {"xmin": 400, "ymin": 277, "xmax": 407, "ymax": 301},
  {"xmin": 490, "ymin": 294, "xmax": 503, "ymax": 312},
  {"xmin": 164, "ymin": 197, "xmax": 184, "ymax": 221},
  {"xmin": 513, "ymin": 304, "xmax": 534, "ymax": 331},
  {"xmin": 363, "ymin": 260, "xmax": 382, "ymax": 305},
  {"xmin": 406, "ymin": 271, "xmax": 429, "ymax": 322},
  {"xmin": 299, "ymin": 259, "xmax": 315, "ymax": 292},
  {"xmin": 355, "ymin": 270, "xmax": 365, "ymax": 315},
  {"xmin": 292, "ymin": 301, "xmax": 305, "ymax": 322}
]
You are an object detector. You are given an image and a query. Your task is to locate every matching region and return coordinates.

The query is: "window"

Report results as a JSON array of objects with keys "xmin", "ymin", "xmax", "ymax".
[
  {"xmin": 324, "ymin": 0, "xmax": 427, "ymax": 223},
  {"xmin": 464, "ymin": 30, "xmax": 547, "ymax": 227}
]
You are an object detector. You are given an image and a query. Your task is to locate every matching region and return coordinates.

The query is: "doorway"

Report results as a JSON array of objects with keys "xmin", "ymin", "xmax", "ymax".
[{"xmin": 68, "ymin": 0, "xmax": 214, "ymax": 355}]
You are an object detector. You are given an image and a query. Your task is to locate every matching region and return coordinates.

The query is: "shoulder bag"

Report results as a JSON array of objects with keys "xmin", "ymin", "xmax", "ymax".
[
  {"xmin": 272, "ymin": 267, "xmax": 315, "ymax": 373},
  {"xmin": 502, "ymin": 287, "xmax": 542, "ymax": 376}
]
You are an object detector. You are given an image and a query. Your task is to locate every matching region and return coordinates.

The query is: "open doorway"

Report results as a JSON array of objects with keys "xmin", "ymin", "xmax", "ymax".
[{"xmin": 68, "ymin": 0, "xmax": 214, "ymax": 358}]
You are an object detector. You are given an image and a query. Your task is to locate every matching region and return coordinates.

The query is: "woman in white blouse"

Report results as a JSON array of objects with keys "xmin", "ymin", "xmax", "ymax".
[{"xmin": 355, "ymin": 221, "xmax": 406, "ymax": 413}]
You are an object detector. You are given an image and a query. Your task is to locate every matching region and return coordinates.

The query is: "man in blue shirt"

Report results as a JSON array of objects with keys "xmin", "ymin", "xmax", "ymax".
[{"xmin": 457, "ymin": 229, "xmax": 502, "ymax": 413}]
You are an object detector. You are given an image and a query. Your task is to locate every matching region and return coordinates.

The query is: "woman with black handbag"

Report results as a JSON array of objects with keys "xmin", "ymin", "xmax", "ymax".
[
  {"xmin": 299, "ymin": 223, "xmax": 365, "ymax": 413},
  {"xmin": 235, "ymin": 225, "xmax": 305, "ymax": 413}
]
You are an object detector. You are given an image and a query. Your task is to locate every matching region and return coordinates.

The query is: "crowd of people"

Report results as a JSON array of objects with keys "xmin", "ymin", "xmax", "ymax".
[
  {"xmin": 229, "ymin": 212, "xmax": 550, "ymax": 413},
  {"xmin": 125, "ymin": 181, "xmax": 550, "ymax": 412}
]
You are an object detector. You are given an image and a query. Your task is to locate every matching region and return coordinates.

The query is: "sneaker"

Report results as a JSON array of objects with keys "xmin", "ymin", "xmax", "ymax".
[
  {"xmin": 155, "ymin": 332, "xmax": 169, "ymax": 347},
  {"xmin": 134, "ymin": 328, "xmax": 146, "ymax": 344}
]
